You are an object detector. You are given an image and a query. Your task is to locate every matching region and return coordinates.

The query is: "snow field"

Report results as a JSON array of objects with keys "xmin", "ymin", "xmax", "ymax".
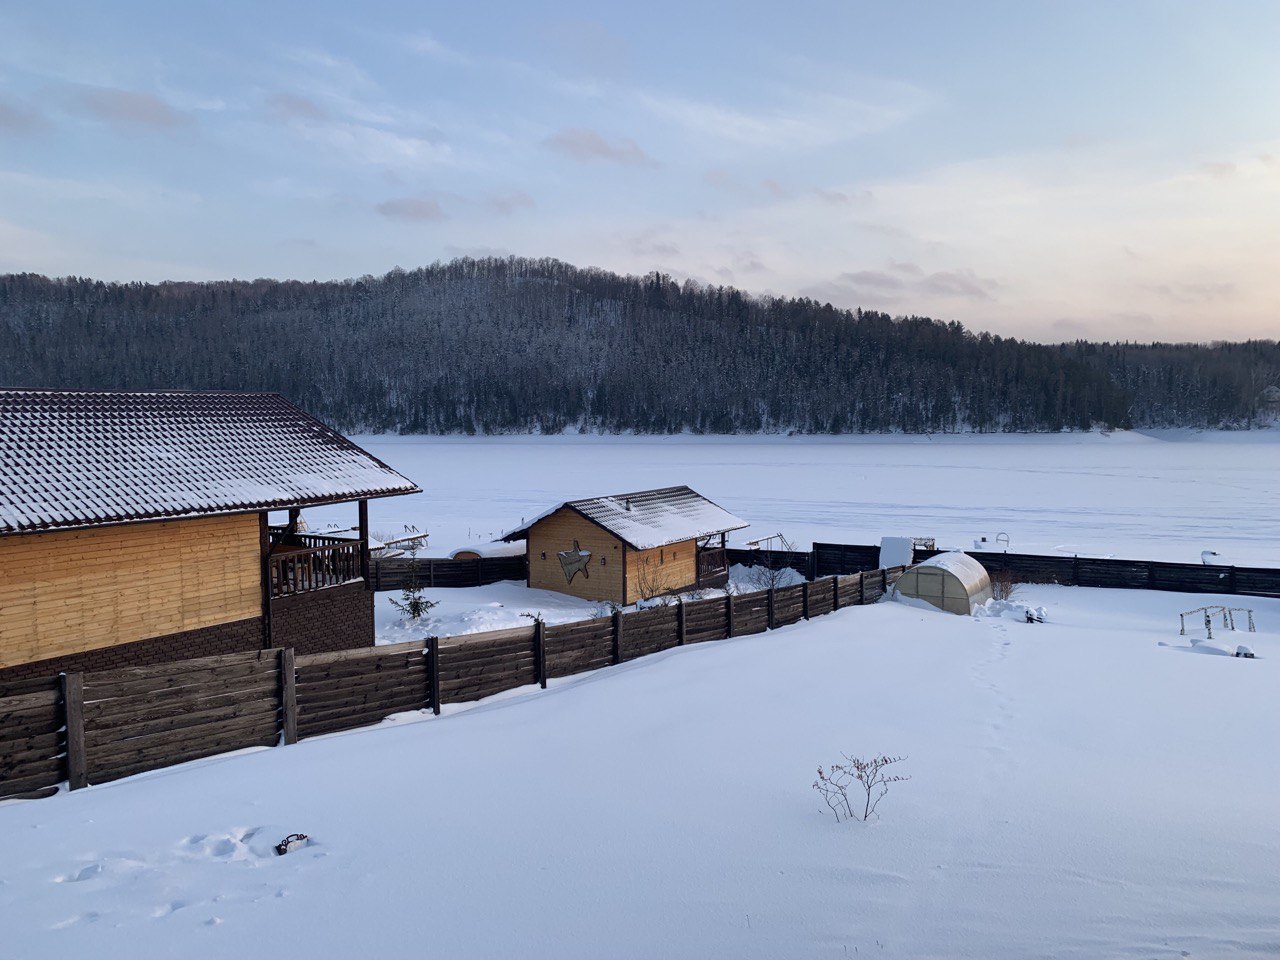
[{"xmin": 3, "ymin": 585, "xmax": 1277, "ymax": 958}]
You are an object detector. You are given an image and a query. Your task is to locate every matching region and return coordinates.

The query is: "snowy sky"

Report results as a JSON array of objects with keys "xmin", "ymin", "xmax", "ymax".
[{"xmin": 1, "ymin": 1, "xmax": 1277, "ymax": 343}]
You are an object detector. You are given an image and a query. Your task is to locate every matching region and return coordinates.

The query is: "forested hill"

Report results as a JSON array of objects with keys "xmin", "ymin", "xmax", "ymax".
[{"xmin": 2, "ymin": 258, "xmax": 1277, "ymax": 434}]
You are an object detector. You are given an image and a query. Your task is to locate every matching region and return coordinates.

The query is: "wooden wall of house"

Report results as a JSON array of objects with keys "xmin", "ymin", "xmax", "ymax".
[
  {"xmin": 625, "ymin": 539, "xmax": 698, "ymax": 605},
  {"xmin": 0, "ymin": 514, "xmax": 262, "ymax": 669},
  {"xmin": 527, "ymin": 508, "xmax": 626, "ymax": 603}
]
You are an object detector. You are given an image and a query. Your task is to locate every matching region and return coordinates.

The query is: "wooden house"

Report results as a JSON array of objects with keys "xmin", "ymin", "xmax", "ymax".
[
  {"xmin": 502, "ymin": 486, "xmax": 747, "ymax": 604},
  {"xmin": 0, "ymin": 390, "xmax": 419, "ymax": 681}
]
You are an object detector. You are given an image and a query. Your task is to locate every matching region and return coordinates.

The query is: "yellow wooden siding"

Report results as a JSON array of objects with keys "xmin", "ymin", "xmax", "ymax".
[
  {"xmin": 527, "ymin": 509, "xmax": 626, "ymax": 603},
  {"xmin": 625, "ymin": 540, "xmax": 698, "ymax": 605},
  {"xmin": 0, "ymin": 514, "xmax": 262, "ymax": 668}
]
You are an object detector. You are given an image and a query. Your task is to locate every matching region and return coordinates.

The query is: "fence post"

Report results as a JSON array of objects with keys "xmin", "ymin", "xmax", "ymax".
[
  {"xmin": 428, "ymin": 637, "xmax": 441, "ymax": 715},
  {"xmin": 767, "ymin": 587, "xmax": 776, "ymax": 629},
  {"xmin": 881, "ymin": 569, "xmax": 888, "ymax": 594},
  {"xmin": 279, "ymin": 648, "xmax": 298, "ymax": 745},
  {"xmin": 612, "ymin": 609, "xmax": 623, "ymax": 664},
  {"xmin": 1146, "ymin": 563, "xmax": 1155, "ymax": 589},
  {"xmin": 801, "ymin": 581, "xmax": 810, "ymax": 620},
  {"xmin": 1072, "ymin": 555, "xmax": 1080, "ymax": 585},
  {"xmin": 534, "ymin": 618, "xmax": 547, "ymax": 688},
  {"xmin": 807, "ymin": 550, "xmax": 818, "ymax": 582},
  {"xmin": 676, "ymin": 601, "xmax": 686, "ymax": 645},
  {"xmin": 859, "ymin": 573, "xmax": 867, "ymax": 605},
  {"xmin": 725, "ymin": 593, "xmax": 736, "ymax": 638},
  {"xmin": 60, "ymin": 672, "xmax": 88, "ymax": 791},
  {"xmin": 831, "ymin": 575, "xmax": 840, "ymax": 611}
]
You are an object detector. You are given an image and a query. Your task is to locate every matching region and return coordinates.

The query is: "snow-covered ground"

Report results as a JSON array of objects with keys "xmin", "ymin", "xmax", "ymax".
[
  {"xmin": 307, "ymin": 431, "xmax": 1280, "ymax": 567},
  {"xmin": 326, "ymin": 431, "xmax": 1279, "ymax": 641},
  {"xmin": 3, "ymin": 584, "xmax": 1277, "ymax": 958}
]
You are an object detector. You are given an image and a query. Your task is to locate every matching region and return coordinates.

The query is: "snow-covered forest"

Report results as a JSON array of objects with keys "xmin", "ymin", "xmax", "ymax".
[{"xmin": 2, "ymin": 257, "xmax": 1277, "ymax": 434}]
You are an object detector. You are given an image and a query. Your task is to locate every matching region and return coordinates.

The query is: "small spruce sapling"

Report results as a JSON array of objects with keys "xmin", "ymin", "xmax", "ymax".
[
  {"xmin": 813, "ymin": 754, "xmax": 910, "ymax": 822},
  {"xmin": 389, "ymin": 524, "xmax": 437, "ymax": 622}
]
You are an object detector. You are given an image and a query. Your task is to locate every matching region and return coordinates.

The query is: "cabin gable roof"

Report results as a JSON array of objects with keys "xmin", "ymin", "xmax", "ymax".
[
  {"xmin": 503, "ymin": 485, "xmax": 747, "ymax": 551},
  {"xmin": 0, "ymin": 389, "xmax": 419, "ymax": 535}
]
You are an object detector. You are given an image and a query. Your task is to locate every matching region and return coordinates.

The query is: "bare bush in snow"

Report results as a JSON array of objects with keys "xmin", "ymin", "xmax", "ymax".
[
  {"xmin": 814, "ymin": 754, "xmax": 910, "ymax": 822},
  {"xmin": 990, "ymin": 568, "xmax": 1016, "ymax": 601}
]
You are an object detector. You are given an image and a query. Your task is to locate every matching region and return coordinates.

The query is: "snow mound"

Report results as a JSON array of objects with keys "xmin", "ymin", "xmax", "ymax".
[
  {"xmin": 973, "ymin": 598, "xmax": 1049, "ymax": 623},
  {"xmin": 727, "ymin": 563, "xmax": 806, "ymax": 589}
]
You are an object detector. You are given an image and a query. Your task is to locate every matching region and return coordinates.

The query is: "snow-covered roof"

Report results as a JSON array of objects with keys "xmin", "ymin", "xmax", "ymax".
[
  {"xmin": 502, "ymin": 485, "xmax": 748, "ymax": 551},
  {"xmin": 913, "ymin": 551, "xmax": 990, "ymax": 589},
  {"xmin": 0, "ymin": 389, "xmax": 419, "ymax": 535},
  {"xmin": 448, "ymin": 540, "xmax": 526, "ymax": 559}
]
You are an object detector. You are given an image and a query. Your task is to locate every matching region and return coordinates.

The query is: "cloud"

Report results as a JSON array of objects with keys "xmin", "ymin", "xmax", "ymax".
[
  {"xmin": 803, "ymin": 263, "xmax": 999, "ymax": 307},
  {"xmin": 266, "ymin": 92, "xmax": 328, "ymax": 121},
  {"xmin": 0, "ymin": 97, "xmax": 44, "ymax": 134},
  {"xmin": 1154, "ymin": 281, "xmax": 1236, "ymax": 303},
  {"xmin": 486, "ymin": 191, "xmax": 535, "ymax": 215},
  {"xmin": 445, "ymin": 244, "xmax": 511, "ymax": 258},
  {"xmin": 62, "ymin": 84, "xmax": 190, "ymax": 132},
  {"xmin": 375, "ymin": 197, "xmax": 447, "ymax": 221},
  {"xmin": 544, "ymin": 127, "xmax": 656, "ymax": 166},
  {"xmin": 918, "ymin": 269, "xmax": 998, "ymax": 299},
  {"xmin": 1198, "ymin": 161, "xmax": 1237, "ymax": 180},
  {"xmin": 636, "ymin": 82, "xmax": 927, "ymax": 150},
  {"xmin": 406, "ymin": 33, "xmax": 472, "ymax": 66}
]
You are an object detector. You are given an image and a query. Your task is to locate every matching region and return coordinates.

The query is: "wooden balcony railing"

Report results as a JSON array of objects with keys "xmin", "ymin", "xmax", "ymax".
[
  {"xmin": 269, "ymin": 540, "xmax": 364, "ymax": 597},
  {"xmin": 696, "ymin": 547, "xmax": 729, "ymax": 588}
]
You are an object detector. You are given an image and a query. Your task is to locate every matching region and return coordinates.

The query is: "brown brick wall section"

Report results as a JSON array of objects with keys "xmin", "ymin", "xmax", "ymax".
[
  {"xmin": 0, "ymin": 616, "xmax": 265, "ymax": 683},
  {"xmin": 270, "ymin": 581, "xmax": 375, "ymax": 656}
]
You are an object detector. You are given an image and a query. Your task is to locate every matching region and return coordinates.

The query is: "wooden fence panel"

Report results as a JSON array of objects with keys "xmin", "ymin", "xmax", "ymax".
[
  {"xmin": 1236, "ymin": 568, "xmax": 1280, "ymax": 598},
  {"xmin": 725, "ymin": 548, "xmax": 811, "ymax": 576},
  {"xmin": 621, "ymin": 606, "xmax": 679, "ymax": 660},
  {"xmin": 835, "ymin": 573, "xmax": 863, "ymax": 607},
  {"xmin": 808, "ymin": 579, "xmax": 836, "ymax": 617},
  {"xmin": 544, "ymin": 617, "xmax": 614, "ymax": 678},
  {"xmin": 0, "ymin": 681, "xmax": 66, "ymax": 801},
  {"xmin": 372, "ymin": 556, "xmax": 527, "ymax": 591},
  {"xmin": 682, "ymin": 596, "xmax": 729, "ymax": 643},
  {"xmin": 772, "ymin": 584, "xmax": 806, "ymax": 626},
  {"xmin": 295, "ymin": 640, "xmax": 430, "ymax": 740},
  {"xmin": 813, "ymin": 542, "xmax": 882, "ymax": 577},
  {"xmin": 81, "ymin": 651, "xmax": 280, "ymax": 785},
  {"xmin": 731, "ymin": 590, "xmax": 770, "ymax": 635},
  {"xmin": 437, "ymin": 626, "xmax": 537, "ymax": 705}
]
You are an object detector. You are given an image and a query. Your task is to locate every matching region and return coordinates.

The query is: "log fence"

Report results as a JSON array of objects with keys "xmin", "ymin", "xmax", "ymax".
[{"xmin": 0, "ymin": 567, "xmax": 906, "ymax": 803}]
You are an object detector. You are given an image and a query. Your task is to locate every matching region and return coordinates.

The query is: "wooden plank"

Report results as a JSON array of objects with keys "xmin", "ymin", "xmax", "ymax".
[
  {"xmin": 85, "ymin": 696, "xmax": 279, "ymax": 749},
  {"xmin": 280, "ymin": 647, "xmax": 296, "ymax": 752},
  {"xmin": 298, "ymin": 692, "xmax": 428, "ymax": 731},
  {"xmin": 295, "ymin": 638, "xmax": 426, "ymax": 668},
  {"xmin": 83, "ymin": 676, "xmax": 280, "ymax": 729},
  {"xmin": 91, "ymin": 730, "xmax": 280, "ymax": 786},
  {"xmin": 298, "ymin": 677, "xmax": 428, "ymax": 714},
  {"xmin": 429, "ymin": 638, "xmax": 441, "ymax": 715},
  {"xmin": 611, "ymin": 609, "xmax": 622, "ymax": 665},
  {"xmin": 295, "ymin": 653, "xmax": 427, "ymax": 685},
  {"xmin": 83, "ymin": 661, "xmax": 278, "ymax": 700},
  {"xmin": 87, "ymin": 711, "xmax": 277, "ymax": 774},
  {"xmin": 0, "ymin": 768, "xmax": 67, "ymax": 800},
  {"xmin": 436, "ymin": 624, "xmax": 537, "ymax": 650},
  {"xmin": 82, "ymin": 649, "xmax": 271, "ymax": 685},
  {"xmin": 61, "ymin": 673, "xmax": 87, "ymax": 791}
]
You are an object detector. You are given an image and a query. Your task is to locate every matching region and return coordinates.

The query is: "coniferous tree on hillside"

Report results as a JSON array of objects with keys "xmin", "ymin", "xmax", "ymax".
[{"xmin": 0, "ymin": 258, "xmax": 1275, "ymax": 433}]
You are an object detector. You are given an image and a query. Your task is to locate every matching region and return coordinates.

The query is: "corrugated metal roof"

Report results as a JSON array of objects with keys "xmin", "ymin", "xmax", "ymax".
[
  {"xmin": 0, "ymin": 389, "xmax": 419, "ymax": 535},
  {"xmin": 503, "ymin": 485, "xmax": 748, "ymax": 550}
]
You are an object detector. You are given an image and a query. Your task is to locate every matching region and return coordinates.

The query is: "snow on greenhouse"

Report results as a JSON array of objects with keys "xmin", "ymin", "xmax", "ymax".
[{"xmin": 894, "ymin": 550, "xmax": 993, "ymax": 615}]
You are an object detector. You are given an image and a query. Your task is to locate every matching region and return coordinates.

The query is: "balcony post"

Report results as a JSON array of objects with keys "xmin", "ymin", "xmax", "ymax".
[{"xmin": 358, "ymin": 498, "xmax": 370, "ymax": 587}]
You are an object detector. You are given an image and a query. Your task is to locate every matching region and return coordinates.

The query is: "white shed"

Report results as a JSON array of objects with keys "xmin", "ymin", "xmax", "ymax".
[{"xmin": 895, "ymin": 551, "xmax": 992, "ymax": 615}]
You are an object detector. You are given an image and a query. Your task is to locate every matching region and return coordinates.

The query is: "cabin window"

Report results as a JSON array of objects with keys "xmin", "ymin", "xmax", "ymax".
[
  {"xmin": 540, "ymin": 552, "xmax": 546, "ymax": 560},
  {"xmin": 600, "ymin": 556, "xmax": 606, "ymax": 566},
  {"xmin": 660, "ymin": 549, "xmax": 665, "ymax": 564}
]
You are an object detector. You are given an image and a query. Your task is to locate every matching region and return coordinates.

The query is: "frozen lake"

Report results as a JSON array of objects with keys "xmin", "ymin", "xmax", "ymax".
[{"xmin": 308, "ymin": 431, "xmax": 1280, "ymax": 568}]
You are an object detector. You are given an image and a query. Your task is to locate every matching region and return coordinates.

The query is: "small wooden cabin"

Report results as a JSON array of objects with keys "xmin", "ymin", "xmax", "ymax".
[
  {"xmin": 502, "ymin": 486, "xmax": 748, "ymax": 605},
  {"xmin": 0, "ymin": 389, "xmax": 419, "ymax": 681}
]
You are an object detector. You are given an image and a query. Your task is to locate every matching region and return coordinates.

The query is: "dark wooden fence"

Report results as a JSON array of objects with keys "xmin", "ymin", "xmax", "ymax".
[
  {"xmin": 732, "ymin": 541, "xmax": 1280, "ymax": 599},
  {"xmin": 371, "ymin": 555, "xmax": 527, "ymax": 590},
  {"xmin": 0, "ymin": 566, "xmax": 907, "ymax": 802},
  {"xmin": 808, "ymin": 542, "xmax": 1280, "ymax": 599}
]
